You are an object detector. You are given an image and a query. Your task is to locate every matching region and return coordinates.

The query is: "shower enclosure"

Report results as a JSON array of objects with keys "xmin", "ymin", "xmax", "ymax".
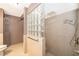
[{"xmin": 24, "ymin": 3, "xmax": 79, "ymax": 56}]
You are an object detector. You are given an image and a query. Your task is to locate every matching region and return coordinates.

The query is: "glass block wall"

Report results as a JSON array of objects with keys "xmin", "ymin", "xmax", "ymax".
[{"xmin": 27, "ymin": 4, "xmax": 45, "ymax": 41}]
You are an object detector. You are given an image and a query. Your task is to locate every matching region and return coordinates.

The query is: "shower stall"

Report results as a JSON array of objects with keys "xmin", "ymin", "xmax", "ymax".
[
  {"xmin": 44, "ymin": 3, "xmax": 79, "ymax": 56},
  {"xmin": 24, "ymin": 3, "xmax": 79, "ymax": 56}
]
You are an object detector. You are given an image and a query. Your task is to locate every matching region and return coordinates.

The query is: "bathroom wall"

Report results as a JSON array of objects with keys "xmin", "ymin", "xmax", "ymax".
[
  {"xmin": 45, "ymin": 4, "xmax": 78, "ymax": 55},
  {"xmin": 4, "ymin": 15, "xmax": 23, "ymax": 45},
  {"xmin": 76, "ymin": 10, "xmax": 79, "ymax": 43},
  {"xmin": 46, "ymin": 10, "xmax": 77, "ymax": 56},
  {"xmin": 23, "ymin": 7, "xmax": 27, "ymax": 53},
  {"xmin": 44, "ymin": 3, "xmax": 78, "ymax": 16},
  {"xmin": 0, "ymin": 8, "xmax": 3, "ymax": 45}
]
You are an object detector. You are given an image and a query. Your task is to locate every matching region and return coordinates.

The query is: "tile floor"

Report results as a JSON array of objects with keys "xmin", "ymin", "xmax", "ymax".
[
  {"xmin": 5, "ymin": 42, "xmax": 53, "ymax": 56},
  {"xmin": 5, "ymin": 43, "xmax": 27, "ymax": 56},
  {"xmin": 46, "ymin": 50, "xmax": 54, "ymax": 56}
]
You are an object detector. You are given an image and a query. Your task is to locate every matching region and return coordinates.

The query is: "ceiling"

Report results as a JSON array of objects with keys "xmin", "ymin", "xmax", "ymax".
[{"xmin": 0, "ymin": 3, "xmax": 31, "ymax": 17}]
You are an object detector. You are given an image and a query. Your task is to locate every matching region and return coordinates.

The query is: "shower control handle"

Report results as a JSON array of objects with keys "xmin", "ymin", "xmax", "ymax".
[{"xmin": 76, "ymin": 37, "xmax": 79, "ymax": 44}]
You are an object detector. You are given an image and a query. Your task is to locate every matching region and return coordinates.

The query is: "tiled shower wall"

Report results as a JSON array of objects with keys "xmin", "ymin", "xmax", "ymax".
[
  {"xmin": 45, "ymin": 10, "xmax": 77, "ymax": 56},
  {"xmin": 3, "ymin": 15, "xmax": 23, "ymax": 45}
]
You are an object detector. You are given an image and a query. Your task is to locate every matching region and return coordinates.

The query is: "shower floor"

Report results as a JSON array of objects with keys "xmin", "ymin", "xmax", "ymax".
[{"xmin": 5, "ymin": 43, "xmax": 27, "ymax": 56}]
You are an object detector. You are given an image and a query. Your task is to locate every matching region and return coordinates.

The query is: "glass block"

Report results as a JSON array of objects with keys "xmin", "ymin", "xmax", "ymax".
[
  {"xmin": 26, "ymin": 5, "xmax": 44, "ymax": 41},
  {"xmin": 38, "ymin": 26, "xmax": 41, "ymax": 32},
  {"xmin": 38, "ymin": 32, "xmax": 41, "ymax": 38},
  {"xmin": 35, "ymin": 31, "xmax": 36, "ymax": 36},
  {"xmin": 35, "ymin": 26, "xmax": 37, "ymax": 31}
]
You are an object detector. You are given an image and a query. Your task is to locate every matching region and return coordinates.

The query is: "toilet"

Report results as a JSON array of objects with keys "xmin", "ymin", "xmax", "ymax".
[{"xmin": 0, "ymin": 45, "xmax": 7, "ymax": 56}]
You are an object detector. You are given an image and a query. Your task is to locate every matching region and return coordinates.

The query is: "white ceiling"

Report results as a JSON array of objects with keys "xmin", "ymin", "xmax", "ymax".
[{"xmin": 0, "ymin": 3, "xmax": 31, "ymax": 17}]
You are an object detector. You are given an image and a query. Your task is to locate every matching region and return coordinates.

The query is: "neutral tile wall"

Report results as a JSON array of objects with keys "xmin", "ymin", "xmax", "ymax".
[
  {"xmin": 45, "ymin": 10, "xmax": 77, "ymax": 56},
  {"xmin": 4, "ymin": 15, "xmax": 23, "ymax": 45}
]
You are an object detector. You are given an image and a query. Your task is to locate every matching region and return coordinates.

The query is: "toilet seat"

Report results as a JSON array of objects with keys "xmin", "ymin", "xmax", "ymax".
[{"xmin": 0, "ymin": 45, "xmax": 7, "ymax": 52}]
